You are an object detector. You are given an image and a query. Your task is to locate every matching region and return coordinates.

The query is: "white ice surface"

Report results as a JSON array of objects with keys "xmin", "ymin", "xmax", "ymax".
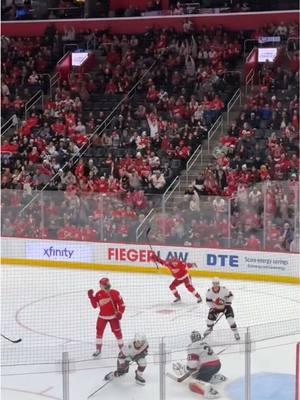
[{"xmin": 1, "ymin": 265, "xmax": 299, "ymax": 400}]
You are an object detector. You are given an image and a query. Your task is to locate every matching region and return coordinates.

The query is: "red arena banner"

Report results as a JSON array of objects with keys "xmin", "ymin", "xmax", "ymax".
[{"xmin": 1, "ymin": 11, "xmax": 298, "ymax": 37}]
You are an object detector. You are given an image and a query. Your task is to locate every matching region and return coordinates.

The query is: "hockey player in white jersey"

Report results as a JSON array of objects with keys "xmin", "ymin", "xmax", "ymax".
[
  {"xmin": 204, "ymin": 277, "xmax": 240, "ymax": 340},
  {"xmin": 171, "ymin": 331, "xmax": 226, "ymax": 398},
  {"xmin": 104, "ymin": 333, "xmax": 148, "ymax": 385}
]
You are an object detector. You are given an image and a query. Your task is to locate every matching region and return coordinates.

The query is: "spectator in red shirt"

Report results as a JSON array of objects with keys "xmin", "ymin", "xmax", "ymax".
[{"xmin": 244, "ymin": 234, "xmax": 261, "ymax": 250}]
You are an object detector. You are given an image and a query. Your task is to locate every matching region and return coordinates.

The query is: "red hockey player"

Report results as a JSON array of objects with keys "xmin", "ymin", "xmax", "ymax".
[
  {"xmin": 151, "ymin": 255, "xmax": 202, "ymax": 303},
  {"xmin": 88, "ymin": 277, "xmax": 125, "ymax": 357}
]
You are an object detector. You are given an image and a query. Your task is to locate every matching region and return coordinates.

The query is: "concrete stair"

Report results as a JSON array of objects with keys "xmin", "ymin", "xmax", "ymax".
[{"xmin": 176, "ymin": 106, "xmax": 242, "ymax": 195}]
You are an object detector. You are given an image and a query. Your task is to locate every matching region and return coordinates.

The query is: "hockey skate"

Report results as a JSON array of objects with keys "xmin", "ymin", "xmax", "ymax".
[
  {"xmin": 206, "ymin": 387, "xmax": 220, "ymax": 399},
  {"xmin": 135, "ymin": 370, "xmax": 146, "ymax": 385},
  {"xmin": 197, "ymin": 297, "xmax": 202, "ymax": 304},
  {"xmin": 93, "ymin": 349, "xmax": 101, "ymax": 358},
  {"xmin": 234, "ymin": 332, "xmax": 240, "ymax": 341},
  {"xmin": 173, "ymin": 296, "xmax": 181, "ymax": 303},
  {"xmin": 210, "ymin": 374, "xmax": 227, "ymax": 384}
]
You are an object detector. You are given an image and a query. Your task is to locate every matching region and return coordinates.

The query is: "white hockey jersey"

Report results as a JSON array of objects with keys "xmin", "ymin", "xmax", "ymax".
[
  {"xmin": 206, "ymin": 286, "xmax": 233, "ymax": 311},
  {"xmin": 121, "ymin": 339, "xmax": 149, "ymax": 362},
  {"xmin": 187, "ymin": 340, "xmax": 220, "ymax": 370}
]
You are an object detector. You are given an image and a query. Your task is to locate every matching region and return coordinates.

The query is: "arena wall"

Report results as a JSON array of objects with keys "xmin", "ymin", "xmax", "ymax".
[
  {"xmin": 1, "ymin": 237, "xmax": 299, "ymax": 284},
  {"xmin": 1, "ymin": 10, "xmax": 298, "ymax": 36}
]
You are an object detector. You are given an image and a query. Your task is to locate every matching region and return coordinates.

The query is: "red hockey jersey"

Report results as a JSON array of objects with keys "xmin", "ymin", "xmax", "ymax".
[
  {"xmin": 152, "ymin": 255, "xmax": 191, "ymax": 280},
  {"xmin": 89, "ymin": 289, "xmax": 125, "ymax": 320}
]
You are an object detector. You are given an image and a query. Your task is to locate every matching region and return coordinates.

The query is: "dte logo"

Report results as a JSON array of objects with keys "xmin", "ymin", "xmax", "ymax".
[{"xmin": 207, "ymin": 254, "xmax": 239, "ymax": 267}]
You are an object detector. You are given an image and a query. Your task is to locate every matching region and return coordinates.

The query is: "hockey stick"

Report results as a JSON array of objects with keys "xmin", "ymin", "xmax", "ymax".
[
  {"xmin": 146, "ymin": 227, "xmax": 159, "ymax": 269},
  {"xmin": 1, "ymin": 334, "xmax": 22, "ymax": 343},
  {"xmin": 166, "ymin": 370, "xmax": 191, "ymax": 383},
  {"xmin": 88, "ymin": 362, "xmax": 135, "ymax": 399},
  {"xmin": 87, "ymin": 379, "xmax": 112, "ymax": 399},
  {"xmin": 203, "ymin": 312, "xmax": 224, "ymax": 339}
]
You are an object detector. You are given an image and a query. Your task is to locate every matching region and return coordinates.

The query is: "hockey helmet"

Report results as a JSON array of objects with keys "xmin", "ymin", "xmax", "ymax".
[
  {"xmin": 99, "ymin": 277, "xmax": 111, "ymax": 289},
  {"xmin": 134, "ymin": 333, "xmax": 146, "ymax": 348},
  {"xmin": 212, "ymin": 277, "xmax": 220, "ymax": 287},
  {"xmin": 190, "ymin": 331, "xmax": 202, "ymax": 343}
]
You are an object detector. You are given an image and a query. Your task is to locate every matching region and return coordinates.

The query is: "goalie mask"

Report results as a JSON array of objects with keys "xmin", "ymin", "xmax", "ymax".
[{"xmin": 190, "ymin": 330, "xmax": 202, "ymax": 343}]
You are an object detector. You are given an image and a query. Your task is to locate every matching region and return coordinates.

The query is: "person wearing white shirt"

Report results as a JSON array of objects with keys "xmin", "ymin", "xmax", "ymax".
[{"xmin": 150, "ymin": 170, "xmax": 166, "ymax": 192}]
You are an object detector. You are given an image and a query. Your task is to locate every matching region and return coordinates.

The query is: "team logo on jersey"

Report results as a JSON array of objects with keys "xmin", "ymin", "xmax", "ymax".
[{"xmin": 99, "ymin": 298, "xmax": 111, "ymax": 306}]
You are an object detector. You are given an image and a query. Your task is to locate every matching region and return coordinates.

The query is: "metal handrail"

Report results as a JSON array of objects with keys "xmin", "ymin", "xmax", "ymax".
[
  {"xmin": 57, "ymin": 51, "xmax": 70, "ymax": 66},
  {"xmin": 243, "ymin": 39, "xmax": 259, "ymax": 59},
  {"xmin": 185, "ymin": 144, "xmax": 202, "ymax": 185},
  {"xmin": 162, "ymin": 176, "xmax": 180, "ymax": 213},
  {"xmin": 49, "ymin": 72, "xmax": 60, "ymax": 99},
  {"xmin": 207, "ymin": 114, "xmax": 223, "ymax": 153},
  {"xmin": 226, "ymin": 88, "xmax": 241, "ymax": 127},
  {"xmin": 245, "ymin": 68, "xmax": 255, "ymax": 96},
  {"xmin": 24, "ymin": 90, "xmax": 43, "ymax": 119},
  {"xmin": 136, "ymin": 208, "xmax": 155, "ymax": 241},
  {"xmin": 1, "ymin": 115, "xmax": 18, "ymax": 137}
]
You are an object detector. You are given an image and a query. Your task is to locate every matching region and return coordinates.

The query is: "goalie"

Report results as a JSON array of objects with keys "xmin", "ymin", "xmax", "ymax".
[
  {"xmin": 170, "ymin": 331, "xmax": 226, "ymax": 399},
  {"xmin": 104, "ymin": 334, "xmax": 148, "ymax": 385}
]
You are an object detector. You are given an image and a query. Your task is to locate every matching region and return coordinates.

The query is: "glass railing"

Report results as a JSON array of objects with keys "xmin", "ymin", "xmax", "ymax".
[
  {"xmin": 1, "ymin": 179, "xmax": 299, "ymax": 252},
  {"xmin": 1, "ymin": 320, "xmax": 298, "ymax": 400}
]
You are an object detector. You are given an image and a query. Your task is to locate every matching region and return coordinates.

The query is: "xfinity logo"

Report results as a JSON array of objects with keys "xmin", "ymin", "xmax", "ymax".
[{"xmin": 43, "ymin": 246, "xmax": 74, "ymax": 259}]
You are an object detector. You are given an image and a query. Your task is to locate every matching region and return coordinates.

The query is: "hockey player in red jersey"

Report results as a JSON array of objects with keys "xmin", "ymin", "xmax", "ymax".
[
  {"xmin": 88, "ymin": 277, "xmax": 125, "ymax": 357},
  {"xmin": 151, "ymin": 254, "xmax": 202, "ymax": 303}
]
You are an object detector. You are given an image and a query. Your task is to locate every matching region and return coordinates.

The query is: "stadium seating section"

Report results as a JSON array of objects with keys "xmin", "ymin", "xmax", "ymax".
[{"xmin": 1, "ymin": 22, "xmax": 299, "ymax": 252}]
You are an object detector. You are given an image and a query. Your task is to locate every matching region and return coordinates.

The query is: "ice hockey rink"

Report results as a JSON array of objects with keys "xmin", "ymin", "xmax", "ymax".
[{"xmin": 1, "ymin": 265, "xmax": 299, "ymax": 400}]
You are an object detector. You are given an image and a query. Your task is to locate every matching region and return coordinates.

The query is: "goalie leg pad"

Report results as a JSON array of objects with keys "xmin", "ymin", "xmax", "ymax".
[
  {"xmin": 189, "ymin": 379, "xmax": 220, "ymax": 398},
  {"xmin": 189, "ymin": 380, "xmax": 205, "ymax": 396}
]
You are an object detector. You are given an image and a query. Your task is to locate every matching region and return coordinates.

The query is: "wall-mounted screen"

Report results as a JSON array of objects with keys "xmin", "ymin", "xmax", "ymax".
[
  {"xmin": 71, "ymin": 52, "xmax": 89, "ymax": 67},
  {"xmin": 258, "ymin": 48, "xmax": 278, "ymax": 63}
]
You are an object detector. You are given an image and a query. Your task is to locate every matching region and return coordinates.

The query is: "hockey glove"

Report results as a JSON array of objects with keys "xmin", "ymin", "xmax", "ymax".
[
  {"xmin": 134, "ymin": 347, "xmax": 148, "ymax": 362},
  {"xmin": 115, "ymin": 311, "xmax": 122, "ymax": 320}
]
